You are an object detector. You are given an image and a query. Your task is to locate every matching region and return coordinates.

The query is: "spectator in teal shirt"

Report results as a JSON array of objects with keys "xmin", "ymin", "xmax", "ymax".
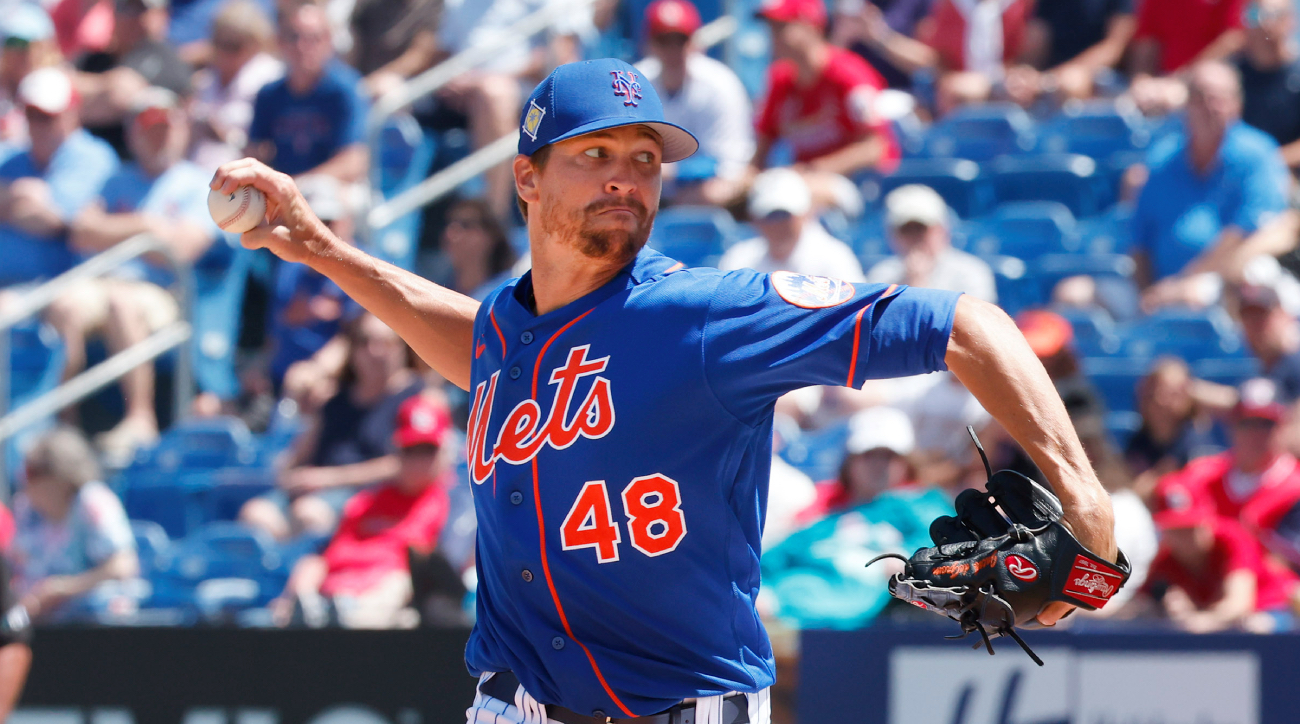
[{"xmin": 1133, "ymin": 61, "xmax": 1289, "ymax": 313}]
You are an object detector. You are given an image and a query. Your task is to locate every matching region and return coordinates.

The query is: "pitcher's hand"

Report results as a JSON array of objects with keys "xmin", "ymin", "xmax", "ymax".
[{"xmin": 210, "ymin": 159, "xmax": 335, "ymax": 265}]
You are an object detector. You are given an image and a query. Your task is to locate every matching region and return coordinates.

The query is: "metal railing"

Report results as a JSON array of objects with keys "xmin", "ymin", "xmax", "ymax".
[
  {"xmin": 361, "ymin": 0, "xmax": 599, "ymax": 243},
  {"xmin": 0, "ymin": 234, "xmax": 194, "ymax": 488},
  {"xmin": 363, "ymin": 7, "xmax": 739, "ymax": 237}
]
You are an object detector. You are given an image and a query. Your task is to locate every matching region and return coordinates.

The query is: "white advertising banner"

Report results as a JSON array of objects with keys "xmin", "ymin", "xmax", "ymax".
[{"xmin": 889, "ymin": 647, "xmax": 1258, "ymax": 724}]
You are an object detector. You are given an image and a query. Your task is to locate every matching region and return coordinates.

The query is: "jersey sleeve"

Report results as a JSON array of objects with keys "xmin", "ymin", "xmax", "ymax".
[{"xmin": 703, "ymin": 271, "xmax": 960, "ymax": 425}]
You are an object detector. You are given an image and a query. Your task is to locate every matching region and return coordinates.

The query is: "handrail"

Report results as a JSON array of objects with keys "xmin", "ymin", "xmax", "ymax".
[
  {"xmin": 362, "ymin": 0, "xmax": 599, "ymax": 244},
  {"xmin": 364, "ymin": 14, "xmax": 742, "ymax": 236},
  {"xmin": 0, "ymin": 234, "xmax": 194, "ymax": 492}
]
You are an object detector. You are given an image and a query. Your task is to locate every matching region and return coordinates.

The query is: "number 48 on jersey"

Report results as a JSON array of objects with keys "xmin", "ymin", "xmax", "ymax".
[{"xmin": 560, "ymin": 474, "xmax": 688, "ymax": 563}]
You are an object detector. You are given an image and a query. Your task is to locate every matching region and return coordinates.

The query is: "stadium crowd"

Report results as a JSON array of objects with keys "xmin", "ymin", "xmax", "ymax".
[{"xmin": 0, "ymin": 0, "xmax": 1299, "ymax": 642}]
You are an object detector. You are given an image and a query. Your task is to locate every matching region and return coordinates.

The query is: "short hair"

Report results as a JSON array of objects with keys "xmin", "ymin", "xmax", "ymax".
[
  {"xmin": 212, "ymin": 0, "xmax": 274, "ymax": 50},
  {"xmin": 515, "ymin": 144, "xmax": 553, "ymax": 221},
  {"xmin": 25, "ymin": 426, "xmax": 101, "ymax": 491}
]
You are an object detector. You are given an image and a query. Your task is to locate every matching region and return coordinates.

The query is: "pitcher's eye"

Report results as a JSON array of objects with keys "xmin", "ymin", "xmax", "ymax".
[{"xmin": 584, "ymin": 147, "xmax": 606, "ymax": 158}]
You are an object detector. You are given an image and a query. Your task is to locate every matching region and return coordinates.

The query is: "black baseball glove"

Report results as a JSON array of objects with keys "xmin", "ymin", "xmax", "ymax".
[{"xmin": 868, "ymin": 428, "xmax": 1130, "ymax": 665}]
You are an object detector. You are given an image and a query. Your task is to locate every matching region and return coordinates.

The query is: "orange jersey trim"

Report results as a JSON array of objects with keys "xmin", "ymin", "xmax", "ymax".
[
  {"xmin": 489, "ymin": 309, "xmax": 507, "ymax": 357},
  {"xmin": 846, "ymin": 284, "xmax": 898, "ymax": 387}
]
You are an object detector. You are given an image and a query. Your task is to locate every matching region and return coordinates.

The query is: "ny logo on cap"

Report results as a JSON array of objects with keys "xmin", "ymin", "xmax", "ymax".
[
  {"xmin": 610, "ymin": 70, "xmax": 642, "ymax": 107},
  {"xmin": 523, "ymin": 99, "xmax": 546, "ymax": 141}
]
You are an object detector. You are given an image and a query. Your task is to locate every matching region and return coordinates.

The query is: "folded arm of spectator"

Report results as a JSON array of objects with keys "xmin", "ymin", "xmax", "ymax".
[
  {"xmin": 800, "ymin": 134, "xmax": 884, "ymax": 178},
  {"xmin": 70, "ymin": 203, "xmax": 214, "ymax": 265},
  {"xmin": 302, "ymin": 144, "xmax": 370, "ymax": 185},
  {"xmin": 360, "ymin": 30, "xmax": 439, "ymax": 98},
  {"xmin": 0, "ymin": 642, "xmax": 31, "ymax": 723},
  {"xmin": 0, "ymin": 178, "xmax": 67, "ymax": 236},
  {"xmin": 74, "ymin": 68, "xmax": 149, "ymax": 127},
  {"xmin": 858, "ymin": 8, "xmax": 939, "ymax": 75},
  {"xmin": 280, "ymin": 456, "xmax": 401, "ymax": 495},
  {"xmin": 1170, "ymin": 569, "xmax": 1256, "ymax": 632},
  {"xmin": 19, "ymin": 549, "xmax": 139, "ymax": 619}
]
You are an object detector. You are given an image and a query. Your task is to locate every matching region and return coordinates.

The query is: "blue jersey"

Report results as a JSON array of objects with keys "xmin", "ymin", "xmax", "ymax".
[
  {"xmin": 247, "ymin": 61, "xmax": 368, "ymax": 176},
  {"xmin": 463, "ymin": 247, "xmax": 960, "ymax": 717}
]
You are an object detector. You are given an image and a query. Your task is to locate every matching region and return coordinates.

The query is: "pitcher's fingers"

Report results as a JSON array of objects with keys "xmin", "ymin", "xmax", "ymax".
[
  {"xmin": 211, "ymin": 159, "xmax": 294, "ymax": 198},
  {"xmin": 209, "ymin": 158, "xmax": 264, "ymax": 190},
  {"xmin": 1035, "ymin": 600, "xmax": 1074, "ymax": 627},
  {"xmin": 239, "ymin": 224, "xmax": 286, "ymax": 252}
]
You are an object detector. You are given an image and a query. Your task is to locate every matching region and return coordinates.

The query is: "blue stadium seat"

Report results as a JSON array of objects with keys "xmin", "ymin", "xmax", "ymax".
[
  {"xmin": 149, "ymin": 522, "xmax": 286, "ymax": 615},
  {"xmin": 1082, "ymin": 357, "xmax": 1148, "ymax": 413},
  {"xmin": 963, "ymin": 201, "xmax": 1079, "ymax": 258},
  {"xmin": 1122, "ymin": 307, "xmax": 1248, "ymax": 360},
  {"xmin": 921, "ymin": 103, "xmax": 1037, "ymax": 161},
  {"xmin": 865, "ymin": 157, "xmax": 994, "ymax": 219},
  {"xmin": 648, "ymin": 205, "xmax": 738, "ymax": 267},
  {"xmin": 131, "ymin": 519, "xmax": 171, "ymax": 578},
  {"xmin": 370, "ymin": 115, "xmax": 437, "ymax": 271},
  {"xmin": 851, "ymin": 212, "xmax": 891, "ymax": 259},
  {"xmin": 1192, "ymin": 357, "xmax": 1262, "ymax": 388},
  {"xmin": 205, "ymin": 467, "xmax": 276, "ymax": 523},
  {"xmin": 979, "ymin": 255, "xmax": 1036, "ymax": 314},
  {"xmin": 1056, "ymin": 306, "xmax": 1123, "ymax": 357},
  {"xmin": 121, "ymin": 471, "xmax": 208, "ymax": 539},
  {"xmin": 1078, "ymin": 203, "xmax": 1135, "ymax": 254},
  {"xmin": 1105, "ymin": 410, "xmax": 1144, "ymax": 449},
  {"xmin": 990, "ymin": 154, "xmax": 1111, "ymax": 218},
  {"xmin": 1037, "ymin": 102, "xmax": 1151, "ymax": 161}
]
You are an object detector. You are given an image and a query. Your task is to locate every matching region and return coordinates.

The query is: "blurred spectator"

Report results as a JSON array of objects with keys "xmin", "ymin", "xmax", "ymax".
[
  {"xmin": 241, "ymin": 313, "xmax": 423, "ymax": 541},
  {"xmin": 1130, "ymin": 0, "xmax": 1246, "ymax": 78},
  {"xmin": 435, "ymin": 0, "xmax": 593, "ymax": 217},
  {"xmin": 798, "ymin": 406, "xmax": 916, "ymax": 525},
  {"xmin": 75, "ymin": 0, "xmax": 193, "ymax": 159},
  {"xmin": 760, "ymin": 446, "xmax": 950, "ymax": 629},
  {"xmin": 430, "ymin": 197, "xmax": 518, "ymax": 301},
  {"xmin": 1155, "ymin": 378, "xmax": 1300, "ymax": 526},
  {"xmin": 349, "ymin": 0, "xmax": 441, "ymax": 99},
  {"xmin": 1236, "ymin": 272, "xmax": 1300, "ymax": 403},
  {"xmin": 188, "ymin": 0, "xmax": 284, "ymax": 170},
  {"xmin": 634, "ymin": 0, "xmax": 754, "ymax": 207},
  {"xmin": 754, "ymin": 0, "xmax": 899, "ymax": 204},
  {"xmin": 1144, "ymin": 506, "xmax": 1297, "ymax": 632},
  {"xmin": 0, "ymin": 67, "xmax": 118, "ymax": 287},
  {"xmin": 0, "ymin": 4, "xmax": 63, "ymax": 147},
  {"xmin": 271, "ymin": 393, "xmax": 453, "ymax": 629},
  {"xmin": 52, "ymin": 87, "xmax": 219, "ymax": 462},
  {"xmin": 0, "ymin": 501, "xmax": 31, "ymax": 721},
  {"xmin": 246, "ymin": 2, "xmax": 368, "ymax": 182},
  {"xmin": 866, "ymin": 184, "xmax": 996, "ymax": 302},
  {"xmin": 1125, "ymin": 357, "xmax": 1224, "ymax": 493},
  {"xmin": 1016, "ymin": 309, "xmax": 1105, "ymax": 419},
  {"xmin": 271, "ymin": 174, "xmax": 358, "ymax": 396},
  {"xmin": 851, "ymin": 0, "xmax": 1033, "ymax": 113},
  {"xmin": 1008, "ymin": 0, "xmax": 1136, "ymax": 103},
  {"xmin": 830, "ymin": 0, "xmax": 935, "ymax": 91},
  {"xmin": 1238, "ymin": 0, "xmax": 1300, "ymax": 172},
  {"xmin": 10, "ymin": 427, "xmax": 139, "ymax": 623},
  {"xmin": 1132, "ymin": 62, "xmax": 1288, "ymax": 313},
  {"xmin": 50, "ymin": 0, "xmax": 115, "ymax": 61},
  {"xmin": 719, "ymin": 168, "xmax": 864, "ymax": 280}
]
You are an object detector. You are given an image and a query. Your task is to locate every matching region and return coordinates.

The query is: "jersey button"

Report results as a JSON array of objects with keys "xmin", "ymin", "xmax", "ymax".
[
  {"xmin": 509, "ymin": 366, "xmax": 522, "ymax": 380},
  {"xmin": 520, "ymin": 331, "xmax": 534, "ymax": 344},
  {"xmin": 592, "ymin": 711, "xmax": 605, "ymax": 719},
  {"xmin": 509, "ymin": 491, "xmax": 524, "ymax": 505},
  {"xmin": 521, "ymin": 569, "xmax": 533, "ymax": 582},
  {"xmin": 551, "ymin": 636, "xmax": 565, "ymax": 650}
]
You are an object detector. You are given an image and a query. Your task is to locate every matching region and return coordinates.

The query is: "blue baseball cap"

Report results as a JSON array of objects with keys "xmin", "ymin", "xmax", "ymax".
[{"xmin": 518, "ymin": 58, "xmax": 698, "ymax": 163}]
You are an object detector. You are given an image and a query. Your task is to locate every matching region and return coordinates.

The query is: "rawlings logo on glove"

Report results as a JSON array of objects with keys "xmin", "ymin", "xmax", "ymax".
[{"xmin": 867, "ymin": 428, "xmax": 1131, "ymax": 666}]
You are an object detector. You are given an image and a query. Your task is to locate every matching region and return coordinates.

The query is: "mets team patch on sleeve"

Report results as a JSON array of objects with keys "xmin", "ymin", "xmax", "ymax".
[{"xmin": 771, "ymin": 271, "xmax": 856, "ymax": 309}]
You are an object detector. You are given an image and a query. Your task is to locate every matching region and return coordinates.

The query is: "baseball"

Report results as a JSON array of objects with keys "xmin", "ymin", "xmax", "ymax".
[{"xmin": 208, "ymin": 185, "xmax": 267, "ymax": 234}]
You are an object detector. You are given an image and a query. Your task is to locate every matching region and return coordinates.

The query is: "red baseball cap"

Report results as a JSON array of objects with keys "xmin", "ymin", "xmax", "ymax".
[
  {"xmin": 1153, "ymin": 504, "xmax": 1213, "ymax": 531},
  {"xmin": 394, "ymin": 394, "xmax": 452, "ymax": 449},
  {"xmin": 646, "ymin": 0, "xmax": 701, "ymax": 36},
  {"xmin": 1235, "ymin": 378, "xmax": 1286, "ymax": 423},
  {"xmin": 757, "ymin": 0, "xmax": 827, "ymax": 29},
  {"xmin": 1015, "ymin": 310, "xmax": 1074, "ymax": 359}
]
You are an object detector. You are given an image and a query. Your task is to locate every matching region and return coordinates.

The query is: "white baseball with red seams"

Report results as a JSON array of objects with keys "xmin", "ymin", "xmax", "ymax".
[{"xmin": 207, "ymin": 186, "xmax": 266, "ymax": 233}]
